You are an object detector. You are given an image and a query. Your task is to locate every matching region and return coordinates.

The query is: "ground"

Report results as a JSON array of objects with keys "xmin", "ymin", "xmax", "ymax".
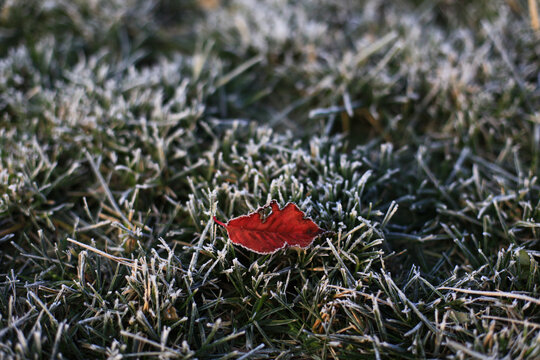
[{"xmin": 0, "ymin": 0, "xmax": 539, "ymax": 359}]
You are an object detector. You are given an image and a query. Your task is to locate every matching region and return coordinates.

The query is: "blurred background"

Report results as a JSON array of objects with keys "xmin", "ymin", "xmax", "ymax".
[{"xmin": 1, "ymin": 0, "xmax": 538, "ymax": 150}]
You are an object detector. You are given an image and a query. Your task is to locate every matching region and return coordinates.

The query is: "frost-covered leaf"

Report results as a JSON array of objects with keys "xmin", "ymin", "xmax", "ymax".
[{"xmin": 214, "ymin": 200, "xmax": 324, "ymax": 254}]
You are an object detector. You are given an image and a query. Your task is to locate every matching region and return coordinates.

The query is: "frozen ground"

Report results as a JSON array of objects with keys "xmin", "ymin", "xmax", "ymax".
[{"xmin": 0, "ymin": 0, "xmax": 539, "ymax": 358}]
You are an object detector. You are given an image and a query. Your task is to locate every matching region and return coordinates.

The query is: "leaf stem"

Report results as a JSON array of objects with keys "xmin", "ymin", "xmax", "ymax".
[{"xmin": 213, "ymin": 216, "xmax": 227, "ymax": 227}]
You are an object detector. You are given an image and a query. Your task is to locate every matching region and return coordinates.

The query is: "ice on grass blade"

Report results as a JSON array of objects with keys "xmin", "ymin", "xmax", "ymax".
[{"xmin": 214, "ymin": 200, "xmax": 326, "ymax": 254}]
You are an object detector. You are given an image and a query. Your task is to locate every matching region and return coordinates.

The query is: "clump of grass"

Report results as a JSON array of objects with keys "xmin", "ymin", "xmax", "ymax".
[{"xmin": 1, "ymin": 0, "xmax": 539, "ymax": 358}]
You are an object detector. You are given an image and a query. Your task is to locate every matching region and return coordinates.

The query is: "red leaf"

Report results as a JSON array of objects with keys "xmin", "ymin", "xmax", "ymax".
[{"xmin": 214, "ymin": 200, "xmax": 325, "ymax": 254}]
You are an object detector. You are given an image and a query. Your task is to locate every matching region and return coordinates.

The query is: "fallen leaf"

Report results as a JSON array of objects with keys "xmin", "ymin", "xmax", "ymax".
[
  {"xmin": 163, "ymin": 306, "xmax": 179, "ymax": 321},
  {"xmin": 214, "ymin": 200, "xmax": 325, "ymax": 254}
]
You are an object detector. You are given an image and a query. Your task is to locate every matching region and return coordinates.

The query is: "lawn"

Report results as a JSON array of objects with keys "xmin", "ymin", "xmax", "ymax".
[{"xmin": 0, "ymin": 0, "xmax": 539, "ymax": 358}]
